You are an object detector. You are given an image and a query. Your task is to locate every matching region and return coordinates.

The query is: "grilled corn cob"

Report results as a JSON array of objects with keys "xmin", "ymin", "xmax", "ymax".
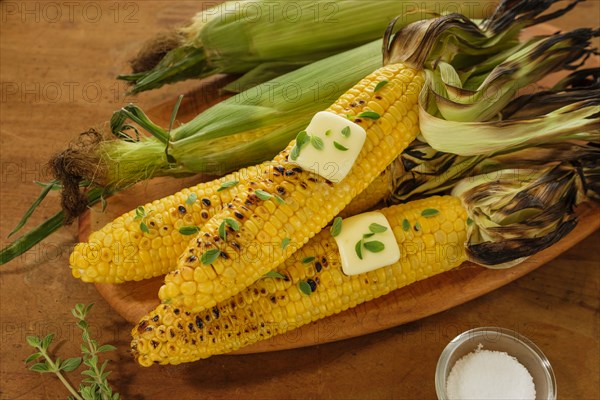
[
  {"xmin": 70, "ymin": 161, "xmax": 273, "ymax": 282},
  {"xmin": 158, "ymin": 64, "xmax": 424, "ymax": 311},
  {"xmin": 132, "ymin": 156, "xmax": 598, "ymax": 365},
  {"xmin": 70, "ymin": 156, "xmax": 391, "ymax": 283},
  {"xmin": 132, "ymin": 196, "xmax": 468, "ymax": 365}
]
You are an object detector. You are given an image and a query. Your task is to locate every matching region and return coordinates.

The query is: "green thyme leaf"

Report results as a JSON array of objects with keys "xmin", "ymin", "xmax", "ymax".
[
  {"xmin": 414, "ymin": 221, "xmax": 421, "ymax": 231},
  {"xmin": 325, "ymin": 129, "xmax": 332, "ymax": 136},
  {"xmin": 201, "ymin": 249, "xmax": 221, "ymax": 265},
  {"xmin": 341, "ymin": 126, "xmax": 351, "ymax": 137},
  {"xmin": 290, "ymin": 145, "xmax": 300, "ymax": 160},
  {"xmin": 186, "ymin": 193, "xmax": 197, "ymax": 205},
  {"xmin": 217, "ymin": 180, "xmax": 239, "ymax": 192},
  {"xmin": 298, "ymin": 281, "xmax": 312, "ymax": 295},
  {"xmin": 364, "ymin": 240, "xmax": 385, "ymax": 253},
  {"xmin": 26, "ymin": 336, "xmax": 41, "ymax": 348},
  {"xmin": 134, "ymin": 206, "xmax": 145, "ymax": 220},
  {"xmin": 97, "ymin": 344, "xmax": 116, "ymax": 353},
  {"xmin": 363, "ymin": 232, "xmax": 375, "ymax": 239},
  {"xmin": 421, "ymin": 208, "xmax": 440, "ymax": 218},
  {"xmin": 179, "ymin": 226, "xmax": 200, "ymax": 235},
  {"xmin": 25, "ymin": 352, "xmax": 42, "ymax": 364},
  {"xmin": 368, "ymin": 223, "xmax": 387, "ymax": 233},
  {"xmin": 255, "ymin": 189, "xmax": 273, "ymax": 201},
  {"xmin": 358, "ymin": 111, "xmax": 380, "ymax": 120},
  {"xmin": 140, "ymin": 222, "xmax": 150, "ymax": 234},
  {"xmin": 29, "ymin": 362, "xmax": 51, "ymax": 373},
  {"xmin": 302, "ymin": 256, "xmax": 315, "ymax": 264},
  {"xmin": 330, "ymin": 217, "xmax": 343, "ymax": 237},
  {"xmin": 60, "ymin": 357, "xmax": 82, "ymax": 372},
  {"xmin": 275, "ymin": 195, "xmax": 286, "ymax": 205},
  {"xmin": 281, "ymin": 237, "xmax": 291, "ymax": 250},
  {"xmin": 402, "ymin": 219, "xmax": 410, "ymax": 232},
  {"xmin": 218, "ymin": 221, "xmax": 227, "ymax": 241},
  {"xmin": 333, "ymin": 141, "xmax": 348, "ymax": 151},
  {"xmin": 310, "ymin": 135, "xmax": 324, "ymax": 150},
  {"xmin": 355, "ymin": 240, "xmax": 363, "ymax": 260},
  {"xmin": 467, "ymin": 217, "xmax": 474, "ymax": 226},
  {"xmin": 224, "ymin": 218, "xmax": 240, "ymax": 231},
  {"xmin": 41, "ymin": 333, "xmax": 54, "ymax": 350},
  {"xmin": 374, "ymin": 80, "xmax": 389, "ymax": 92},
  {"xmin": 264, "ymin": 271, "xmax": 286, "ymax": 280},
  {"xmin": 296, "ymin": 130, "xmax": 309, "ymax": 147}
]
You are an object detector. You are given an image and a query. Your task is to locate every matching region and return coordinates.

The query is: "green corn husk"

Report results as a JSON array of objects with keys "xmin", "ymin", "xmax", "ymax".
[{"xmin": 120, "ymin": 0, "xmax": 491, "ymax": 93}]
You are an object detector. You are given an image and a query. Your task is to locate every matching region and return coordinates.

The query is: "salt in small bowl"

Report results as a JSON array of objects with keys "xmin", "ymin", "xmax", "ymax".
[{"xmin": 435, "ymin": 327, "xmax": 556, "ymax": 400}]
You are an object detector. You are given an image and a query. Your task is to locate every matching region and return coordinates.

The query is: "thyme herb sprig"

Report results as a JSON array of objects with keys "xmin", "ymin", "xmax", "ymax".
[{"xmin": 25, "ymin": 304, "xmax": 120, "ymax": 400}]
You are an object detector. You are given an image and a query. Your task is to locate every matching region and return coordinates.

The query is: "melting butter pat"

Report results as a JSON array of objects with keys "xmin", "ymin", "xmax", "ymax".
[
  {"xmin": 288, "ymin": 111, "xmax": 366, "ymax": 183},
  {"xmin": 333, "ymin": 211, "xmax": 400, "ymax": 276}
]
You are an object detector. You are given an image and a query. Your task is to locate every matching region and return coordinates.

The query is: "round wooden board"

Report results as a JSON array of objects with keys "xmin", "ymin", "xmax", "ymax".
[{"xmin": 78, "ymin": 23, "xmax": 600, "ymax": 355}]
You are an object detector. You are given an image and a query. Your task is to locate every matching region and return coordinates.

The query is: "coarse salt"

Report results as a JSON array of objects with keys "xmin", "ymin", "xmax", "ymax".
[{"xmin": 446, "ymin": 344, "xmax": 536, "ymax": 400}]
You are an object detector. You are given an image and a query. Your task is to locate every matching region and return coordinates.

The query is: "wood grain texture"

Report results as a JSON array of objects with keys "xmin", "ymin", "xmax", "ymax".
[{"xmin": 1, "ymin": 1, "xmax": 599, "ymax": 399}]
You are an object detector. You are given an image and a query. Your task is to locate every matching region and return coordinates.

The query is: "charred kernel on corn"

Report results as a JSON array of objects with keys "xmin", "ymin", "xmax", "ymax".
[
  {"xmin": 131, "ymin": 196, "xmax": 468, "ymax": 365},
  {"xmin": 159, "ymin": 64, "xmax": 424, "ymax": 312}
]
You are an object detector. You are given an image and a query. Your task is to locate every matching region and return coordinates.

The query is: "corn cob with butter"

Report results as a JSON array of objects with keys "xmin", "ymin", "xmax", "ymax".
[
  {"xmin": 69, "ymin": 154, "xmax": 391, "ymax": 283},
  {"xmin": 131, "ymin": 196, "xmax": 468, "ymax": 365},
  {"xmin": 131, "ymin": 156, "xmax": 598, "ymax": 365},
  {"xmin": 158, "ymin": 63, "xmax": 424, "ymax": 312}
]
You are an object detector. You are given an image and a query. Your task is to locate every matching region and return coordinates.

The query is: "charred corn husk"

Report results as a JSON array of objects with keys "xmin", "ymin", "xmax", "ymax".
[
  {"xmin": 132, "ymin": 196, "xmax": 469, "ymax": 365},
  {"xmin": 159, "ymin": 63, "xmax": 424, "ymax": 311},
  {"xmin": 70, "ymin": 155, "xmax": 391, "ymax": 283}
]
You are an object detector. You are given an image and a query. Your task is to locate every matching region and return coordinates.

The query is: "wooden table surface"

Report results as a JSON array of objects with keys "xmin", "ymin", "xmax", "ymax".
[{"xmin": 1, "ymin": 1, "xmax": 598, "ymax": 399}]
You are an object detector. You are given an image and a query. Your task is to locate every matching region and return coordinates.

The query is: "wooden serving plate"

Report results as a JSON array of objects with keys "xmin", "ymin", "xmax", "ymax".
[{"xmin": 80, "ymin": 24, "xmax": 600, "ymax": 354}]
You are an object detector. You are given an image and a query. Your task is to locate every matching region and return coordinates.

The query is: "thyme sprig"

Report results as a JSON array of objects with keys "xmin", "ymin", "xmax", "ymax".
[{"xmin": 25, "ymin": 304, "xmax": 119, "ymax": 400}]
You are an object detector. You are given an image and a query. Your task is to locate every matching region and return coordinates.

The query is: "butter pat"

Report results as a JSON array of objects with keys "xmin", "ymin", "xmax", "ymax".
[
  {"xmin": 288, "ymin": 111, "xmax": 366, "ymax": 183},
  {"xmin": 333, "ymin": 211, "xmax": 400, "ymax": 276}
]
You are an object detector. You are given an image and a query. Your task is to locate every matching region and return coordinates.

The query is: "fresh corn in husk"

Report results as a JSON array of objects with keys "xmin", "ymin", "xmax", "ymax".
[{"xmin": 120, "ymin": 0, "xmax": 490, "ymax": 93}]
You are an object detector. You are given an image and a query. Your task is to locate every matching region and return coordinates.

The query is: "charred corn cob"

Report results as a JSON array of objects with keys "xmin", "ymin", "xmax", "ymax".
[
  {"xmin": 70, "ymin": 154, "xmax": 391, "ymax": 283},
  {"xmin": 158, "ymin": 64, "xmax": 424, "ymax": 312},
  {"xmin": 131, "ymin": 196, "xmax": 468, "ymax": 365},
  {"xmin": 132, "ymin": 156, "xmax": 597, "ymax": 365},
  {"xmin": 70, "ymin": 161, "xmax": 274, "ymax": 282},
  {"xmin": 70, "ymin": 152, "xmax": 394, "ymax": 283}
]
